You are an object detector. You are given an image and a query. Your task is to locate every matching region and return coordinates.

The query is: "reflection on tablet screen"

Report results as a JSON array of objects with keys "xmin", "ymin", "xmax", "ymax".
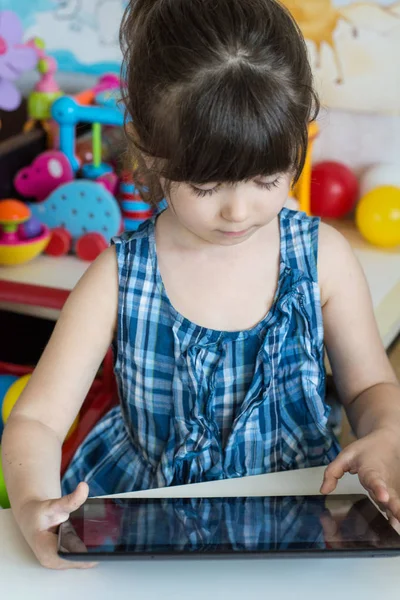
[{"xmin": 63, "ymin": 495, "xmax": 400, "ymax": 555}]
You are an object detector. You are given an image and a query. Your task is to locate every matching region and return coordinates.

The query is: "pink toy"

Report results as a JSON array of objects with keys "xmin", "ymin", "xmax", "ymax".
[
  {"xmin": 74, "ymin": 73, "xmax": 121, "ymax": 106},
  {"xmin": 97, "ymin": 171, "xmax": 119, "ymax": 196},
  {"xmin": 14, "ymin": 151, "xmax": 74, "ymax": 202},
  {"xmin": 26, "ymin": 38, "xmax": 60, "ymax": 94},
  {"xmin": 23, "ymin": 38, "xmax": 63, "ymax": 144}
]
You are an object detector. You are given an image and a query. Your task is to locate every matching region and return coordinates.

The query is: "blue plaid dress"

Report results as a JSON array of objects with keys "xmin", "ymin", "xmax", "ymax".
[{"xmin": 62, "ymin": 208, "xmax": 340, "ymax": 497}]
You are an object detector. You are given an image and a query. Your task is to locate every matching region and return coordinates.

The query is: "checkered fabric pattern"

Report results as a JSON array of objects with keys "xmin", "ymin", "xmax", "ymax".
[{"xmin": 62, "ymin": 208, "xmax": 340, "ymax": 497}]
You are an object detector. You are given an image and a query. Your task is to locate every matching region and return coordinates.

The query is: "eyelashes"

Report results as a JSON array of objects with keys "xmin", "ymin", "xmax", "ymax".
[
  {"xmin": 191, "ymin": 177, "xmax": 282, "ymax": 198},
  {"xmin": 191, "ymin": 186, "xmax": 219, "ymax": 198}
]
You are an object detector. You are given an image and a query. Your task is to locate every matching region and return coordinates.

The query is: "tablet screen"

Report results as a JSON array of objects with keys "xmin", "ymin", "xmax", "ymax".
[{"xmin": 59, "ymin": 494, "xmax": 400, "ymax": 557}]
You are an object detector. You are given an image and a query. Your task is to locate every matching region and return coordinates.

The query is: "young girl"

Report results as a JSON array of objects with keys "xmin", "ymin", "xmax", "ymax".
[{"xmin": 2, "ymin": 0, "xmax": 400, "ymax": 570}]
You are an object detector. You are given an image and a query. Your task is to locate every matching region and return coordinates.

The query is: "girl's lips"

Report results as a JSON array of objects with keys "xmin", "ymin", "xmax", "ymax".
[{"xmin": 219, "ymin": 229, "xmax": 250, "ymax": 237}]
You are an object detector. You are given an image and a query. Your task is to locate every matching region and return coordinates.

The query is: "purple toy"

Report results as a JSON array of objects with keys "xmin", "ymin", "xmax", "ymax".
[
  {"xmin": 19, "ymin": 216, "xmax": 43, "ymax": 240},
  {"xmin": 14, "ymin": 151, "xmax": 74, "ymax": 202},
  {"xmin": 0, "ymin": 11, "xmax": 37, "ymax": 111}
]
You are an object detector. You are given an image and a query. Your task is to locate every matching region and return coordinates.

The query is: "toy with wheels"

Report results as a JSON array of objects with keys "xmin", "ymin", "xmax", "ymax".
[
  {"xmin": 0, "ymin": 199, "xmax": 51, "ymax": 266},
  {"xmin": 310, "ymin": 161, "xmax": 359, "ymax": 218},
  {"xmin": 29, "ymin": 180, "xmax": 121, "ymax": 261},
  {"xmin": 14, "ymin": 151, "xmax": 74, "ymax": 202},
  {"xmin": 356, "ymin": 186, "xmax": 400, "ymax": 249}
]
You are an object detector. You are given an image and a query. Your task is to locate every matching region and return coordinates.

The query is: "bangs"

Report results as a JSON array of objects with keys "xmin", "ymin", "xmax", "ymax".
[{"xmin": 140, "ymin": 67, "xmax": 309, "ymax": 185}]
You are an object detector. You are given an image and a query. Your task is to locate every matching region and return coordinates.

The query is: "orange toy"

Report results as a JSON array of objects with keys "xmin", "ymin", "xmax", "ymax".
[
  {"xmin": 288, "ymin": 121, "xmax": 319, "ymax": 215},
  {"xmin": 0, "ymin": 199, "xmax": 50, "ymax": 266}
]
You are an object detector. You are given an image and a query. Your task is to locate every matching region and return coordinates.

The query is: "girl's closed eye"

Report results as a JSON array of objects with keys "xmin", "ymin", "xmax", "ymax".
[
  {"xmin": 190, "ymin": 183, "xmax": 221, "ymax": 198},
  {"xmin": 254, "ymin": 176, "xmax": 282, "ymax": 191},
  {"xmin": 190, "ymin": 177, "xmax": 282, "ymax": 198}
]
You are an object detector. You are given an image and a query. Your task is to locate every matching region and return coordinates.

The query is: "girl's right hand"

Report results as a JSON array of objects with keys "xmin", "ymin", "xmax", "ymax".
[{"xmin": 17, "ymin": 481, "xmax": 97, "ymax": 570}]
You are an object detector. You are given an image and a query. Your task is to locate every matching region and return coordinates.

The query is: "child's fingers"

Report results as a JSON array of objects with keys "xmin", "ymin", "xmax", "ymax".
[
  {"xmin": 320, "ymin": 451, "xmax": 352, "ymax": 495},
  {"xmin": 44, "ymin": 482, "xmax": 89, "ymax": 529},
  {"xmin": 36, "ymin": 531, "xmax": 97, "ymax": 570},
  {"xmin": 358, "ymin": 470, "xmax": 389, "ymax": 504},
  {"xmin": 387, "ymin": 494, "xmax": 400, "ymax": 523},
  {"xmin": 60, "ymin": 521, "xmax": 90, "ymax": 554}
]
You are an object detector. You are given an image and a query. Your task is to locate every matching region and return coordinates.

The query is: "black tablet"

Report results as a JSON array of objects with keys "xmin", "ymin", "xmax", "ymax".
[{"xmin": 58, "ymin": 494, "xmax": 400, "ymax": 560}]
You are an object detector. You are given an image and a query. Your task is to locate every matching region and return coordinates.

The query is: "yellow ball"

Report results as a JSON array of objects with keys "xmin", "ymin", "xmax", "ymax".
[
  {"xmin": 356, "ymin": 186, "xmax": 400, "ymax": 248},
  {"xmin": 2, "ymin": 374, "xmax": 31, "ymax": 424}
]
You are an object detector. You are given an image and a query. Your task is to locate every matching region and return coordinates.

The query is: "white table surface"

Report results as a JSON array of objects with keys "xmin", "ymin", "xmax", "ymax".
[{"xmin": 1, "ymin": 466, "xmax": 400, "ymax": 600}]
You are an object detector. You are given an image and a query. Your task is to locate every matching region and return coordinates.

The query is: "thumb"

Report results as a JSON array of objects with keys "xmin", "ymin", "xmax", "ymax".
[
  {"xmin": 320, "ymin": 449, "xmax": 354, "ymax": 495},
  {"xmin": 44, "ymin": 482, "xmax": 89, "ymax": 529}
]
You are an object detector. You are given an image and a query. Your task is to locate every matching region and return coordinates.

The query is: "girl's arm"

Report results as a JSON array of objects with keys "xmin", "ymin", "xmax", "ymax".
[
  {"xmin": 317, "ymin": 224, "xmax": 400, "ymax": 517},
  {"xmin": 1, "ymin": 246, "xmax": 118, "ymax": 568}
]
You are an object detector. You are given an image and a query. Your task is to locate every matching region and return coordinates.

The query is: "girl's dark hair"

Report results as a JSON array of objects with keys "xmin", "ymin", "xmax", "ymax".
[{"xmin": 120, "ymin": 0, "xmax": 319, "ymax": 205}]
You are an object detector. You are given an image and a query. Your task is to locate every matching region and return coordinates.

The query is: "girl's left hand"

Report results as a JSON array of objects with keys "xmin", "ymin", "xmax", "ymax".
[{"xmin": 320, "ymin": 428, "xmax": 400, "ymax": 521}]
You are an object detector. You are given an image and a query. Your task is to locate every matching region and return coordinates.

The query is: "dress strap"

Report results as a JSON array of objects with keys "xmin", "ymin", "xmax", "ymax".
[{"xmin": 279, "ymin": 208, "xmax": 320, "ymax": 283}]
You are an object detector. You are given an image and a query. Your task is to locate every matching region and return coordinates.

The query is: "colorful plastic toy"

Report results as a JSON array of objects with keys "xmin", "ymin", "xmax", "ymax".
[
  {"xmin": 14, "ymin": 150, "xmax": 74, "ymax": 202},
  {"xmin": 74, "ymin": 74, "xmax": 121, "ymax": 107},
  {"xmin": 310, "ymin": 161, "xmax": 359, "ymax": 219},
  {"xmin": 119, "ymin": 172, "xmax": 154, "ymax": 231},
  {"xmin": 29, "ymin": 180, "xmax": 121, "ymax": 261},
  {"xmin": 0, "ymin": 199, "xmax": 51, "ymax": 266},
  {"xmin": 0, "ymin": 10, "xmax": 37, "ymax": 111},
  {"xmin": 23, "ymin": 38, "xmax": 63, "ymax": 143},
  {"xmin": 0, "ymin": 375, "xmax": 18, "ymax": 437},
  {"xmin": 0, "ymin": 447, "xmax": 10, "ymax": 509},
  {"xmin": 2, "ymin": 374, "xmax": 31, "ymax": 423},
  {"xmin": 51, "ymin": 96, "xmax": 124, "ymax": 179},
  {"xmin": 292, "ymin": 121, "xmax": 319, "ymax": 215},
  {"xmin": 356, "ymin": 186, "xmax": 400, "ymax": 249},
  {"xmin": 20, "ymin": 216, "xmax": 43, "ymax": 240}
]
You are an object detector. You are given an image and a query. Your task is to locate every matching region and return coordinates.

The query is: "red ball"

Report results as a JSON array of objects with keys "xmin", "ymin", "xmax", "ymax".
[{"xmin": 310, "ymin": 161, "xmax": 359, "ymax": 218}]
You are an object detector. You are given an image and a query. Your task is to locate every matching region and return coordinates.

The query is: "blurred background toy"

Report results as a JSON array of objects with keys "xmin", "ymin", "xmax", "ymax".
[
  {"xmin": 0, "ymin": 199, "xmax": 50, "ymax": 266},
  {"xmin": 1, "ymin": 374, "xmax": 31, "ymax": 424},
  {"xmin": 23, "ymin": 38, "xmax": 63, "ymax": 145},
  {"xmin": 0, "ymin": 447, "xmax": 10, "ymax": 508},
  {"xmin": 292, "ymin": 121, "xmax": 319, "ymax": 215},
  {"xmin": 0, "ymin": 375, "xmax": 18, "ymax": 437},
  {"xmin": 14, "ymin": 150, "xmax": 74, "ymax": 202},
  {"xmin": 74, "ymin": 73, "xmax": 121, "ymax": 107},
  {"xmin": 0, "ymin": 11, "xmax": 37, "ymax": 112},
  {"xmin": 30, "ymin": 180, "xmax": 121, "ymax": 261},
  {"xmin": 119, "ymin": 172, "xmax": 154, "ymax": 231},
  {"xmin": 356, "ymin": 185, "xmax": 400, "ymax": 249},
  {"xmin": 51, "ymin": 96, "xmax": 123, "ymax": 178},
  {"xmin": 310, "ymin": 161, "xmax": 359, "ymax": 218}
]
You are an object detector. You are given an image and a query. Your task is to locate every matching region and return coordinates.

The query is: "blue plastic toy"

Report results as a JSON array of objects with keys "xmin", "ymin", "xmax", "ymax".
[
  {"xmin": 51, "ymin": 96, "xmax": 124, "ymax": 179},
  {"xmin": 30, "ymin": 180, "xmax": 121, "ymax": 261}
]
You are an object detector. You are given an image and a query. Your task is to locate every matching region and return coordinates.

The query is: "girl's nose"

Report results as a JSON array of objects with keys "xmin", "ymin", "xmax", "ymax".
[{"xmin": 221, "ymin": 192, "xmax": 248, "ymax": 224}]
